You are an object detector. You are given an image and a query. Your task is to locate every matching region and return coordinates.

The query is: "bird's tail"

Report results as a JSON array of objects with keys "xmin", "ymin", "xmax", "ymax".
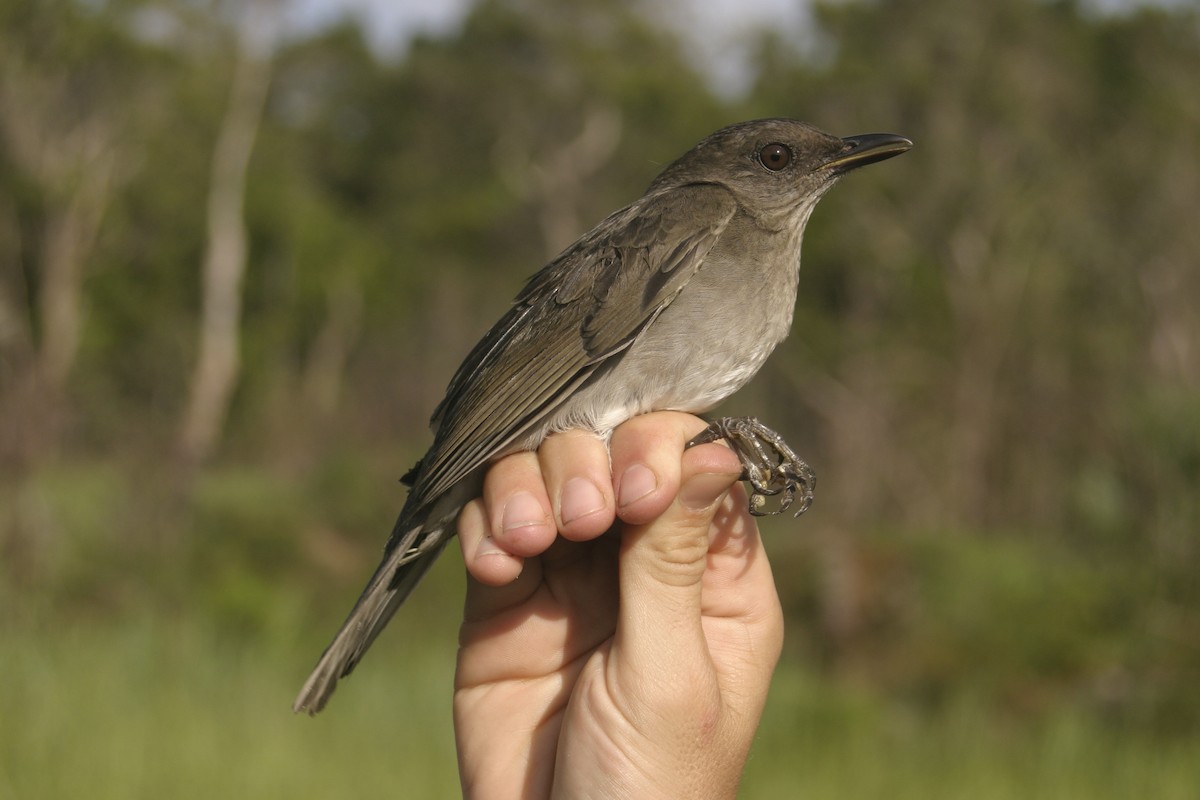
[{"xmin": 293, "ymin": 517, "xmax": 450, "ymax": 715}]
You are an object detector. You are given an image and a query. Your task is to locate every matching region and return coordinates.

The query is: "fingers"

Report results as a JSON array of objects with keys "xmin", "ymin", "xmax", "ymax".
[
  {"xmin": 458, "ymin": 411, "xmax": 742, "ymax": 587},
  {"xmin": 609, "ymin": 412, "xmax": 736, "ymax": 525},
  {"xmin": 481, "ymin": 450, "xmax": 557, "ymax": 556},
  {"xmin": 614, "ymin": 436, "xmax": 743, "ymax": 660},
  {"xmin": 459, "ymin": 429, "xmax": 616, "ymax": 583},
  {"xmin": 539, "ymin": 431, "xmax": 616, "ymax": 540},
  {"xmin": 458, "ymin": 497, "xmax": 525, "ymax": 587},
  {"xmin": 700, "ymin": 482, "xmax": 785, "ymax": 690},
  {"xmin": 457, "ymin": 450, "xmax": 551, "ymax": 586}
]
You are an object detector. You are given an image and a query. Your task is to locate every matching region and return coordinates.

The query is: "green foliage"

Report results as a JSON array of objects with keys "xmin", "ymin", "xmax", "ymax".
[
  {"xmin": 0, "ymin": 610, "xmax": 463, "ymax": 798},
  {"xmin": 750, "ymin": 662, "xmax": 1200, "ymax": 800},
  {"xmin": 2, "ymin": 610, "xmax": 1197, "ymax": 799},
  {"xmin": 2, "ymin": 0, "xmax": 1199, "ymax": 792}
]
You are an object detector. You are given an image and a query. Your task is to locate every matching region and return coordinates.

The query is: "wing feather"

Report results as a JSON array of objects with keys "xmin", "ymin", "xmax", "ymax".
[{"xmin": 406, "ymin": 183, "xmax": 738, "ymax": 517}]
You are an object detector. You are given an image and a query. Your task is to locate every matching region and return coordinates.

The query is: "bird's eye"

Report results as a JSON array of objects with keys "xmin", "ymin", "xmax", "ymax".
[{"xmin": 758, "ymin": 143, "xmax": 791, "ymax": 171}]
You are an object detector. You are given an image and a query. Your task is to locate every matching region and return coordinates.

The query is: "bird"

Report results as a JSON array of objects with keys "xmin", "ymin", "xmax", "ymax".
[{"xmin": 294, "ymin": 118, "xmax": 912, "ymax": 714}]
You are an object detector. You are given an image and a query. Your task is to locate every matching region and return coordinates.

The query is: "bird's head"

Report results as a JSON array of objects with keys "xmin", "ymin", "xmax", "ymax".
[{"xmin": 648, "ymin": 118, "xmax": 912, "ymax": 228}]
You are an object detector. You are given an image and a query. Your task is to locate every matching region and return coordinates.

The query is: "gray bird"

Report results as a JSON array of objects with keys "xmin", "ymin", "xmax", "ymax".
[{"xmin": 295, "ymin": 118, "xmax": 911, "ymax": 714}]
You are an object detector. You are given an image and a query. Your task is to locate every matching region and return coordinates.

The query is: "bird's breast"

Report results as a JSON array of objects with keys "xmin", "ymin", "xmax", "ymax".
[{"xmin": 547, "ymin": 224, "xmax": 803, "ymax": 438}]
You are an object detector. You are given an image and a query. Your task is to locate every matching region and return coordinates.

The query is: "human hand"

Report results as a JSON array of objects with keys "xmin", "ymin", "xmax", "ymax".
[{"xmin": 454, "ymin": 411, "xmax": 784, "ymax": 799}]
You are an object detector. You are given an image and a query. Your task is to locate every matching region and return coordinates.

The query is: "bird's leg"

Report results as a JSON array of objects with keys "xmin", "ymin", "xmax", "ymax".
[{"xmin": 686, "ymin": 417, "xmax": 816, "ymax": 517}]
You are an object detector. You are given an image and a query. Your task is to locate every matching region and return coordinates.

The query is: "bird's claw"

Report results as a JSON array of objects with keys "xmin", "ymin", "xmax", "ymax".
[{"xmin": 686, "ymin": 416, "xmax": 816, "ymax": 517}]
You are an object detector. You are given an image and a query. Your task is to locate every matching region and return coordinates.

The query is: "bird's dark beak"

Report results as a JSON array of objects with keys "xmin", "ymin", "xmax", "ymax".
[{"xmin": 824, "ymin": 133, "xmax": 913, "ymax": 173}]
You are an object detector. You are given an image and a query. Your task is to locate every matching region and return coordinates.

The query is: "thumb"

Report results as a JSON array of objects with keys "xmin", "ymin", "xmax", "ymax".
[{"xmin": 614, "ymin": 443, "xmax": 742, "ymax": 675}]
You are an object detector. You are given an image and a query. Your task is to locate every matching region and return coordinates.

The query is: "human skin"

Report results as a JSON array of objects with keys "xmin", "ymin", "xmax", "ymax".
[{"xmin": 454, "ymin": 411, "xmax": 785, "ymax": 799}]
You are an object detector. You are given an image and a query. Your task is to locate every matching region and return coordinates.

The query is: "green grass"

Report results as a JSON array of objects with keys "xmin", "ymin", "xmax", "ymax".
[
  {"xmin": 3, "ymin": 604, "xmax": 1197, "ymax": 799},
  {"xmin": 748, "ymin": 669, "xmax": 1200, "ymax": 799},
  {"xmin": 0, "ymin": 603, "xmax": 463, "ymax": 799},
  {"xmin": 3, "ymin": 458, "xmax": 1196, "ymax": 797}
]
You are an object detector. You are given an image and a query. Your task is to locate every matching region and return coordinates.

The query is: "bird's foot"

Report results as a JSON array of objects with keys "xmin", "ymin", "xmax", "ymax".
[{"xmin": 686, "ymin": 416, "xmax": 816, "ymax": 517}]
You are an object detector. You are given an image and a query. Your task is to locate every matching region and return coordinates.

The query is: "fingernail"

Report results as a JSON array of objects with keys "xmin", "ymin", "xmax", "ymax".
[
  {"xmin": 619, "ymin": 463, "xmax": 658, "ymax": 509},
  {"xmin": 502, "ymin": 491, "xmax": 547, "ymax": 532},
  {"xmin": 560, "ymin": 477, "xmax": 605, "ymax": 524},
  {"xmin": 679, "ymin": 472, "xmax": 733, "ymax": 511},
  {"xmin": 476, "ymin": 534, "xmax": 505, "ymax": 558}
]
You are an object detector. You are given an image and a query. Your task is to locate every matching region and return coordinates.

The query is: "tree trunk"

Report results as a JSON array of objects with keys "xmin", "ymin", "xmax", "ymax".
[
  {"xmin": 176, "ymin": 47, "xmax": 270, "ymax": 467},
  {"xmin": 494, "ymin": 106, "xmax": 622, "ymax": 256},
  {"xmin": 36, "ymin": 149, "xmax": 115, "ymax": 390},
  {"xmin": 301, "ymin": 275, "xmax": 363, "ymax": 417}
]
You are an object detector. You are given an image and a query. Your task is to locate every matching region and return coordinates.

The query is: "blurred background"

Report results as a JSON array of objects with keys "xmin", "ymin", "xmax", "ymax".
[{"xmin": 2, "ymin": 0, "xmax": 1198, "ymax": 796}]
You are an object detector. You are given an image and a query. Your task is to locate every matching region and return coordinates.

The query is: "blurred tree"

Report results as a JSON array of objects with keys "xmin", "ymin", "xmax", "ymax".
[
  {"xmin": 0, "ymin": 0, "xmax": 1196, "ymax": 734},
  {"xmin": 242, "ymin": 0, "xmax": 725, "ymax": 449},
  {"xmin": 744, "ymin": 0, "xmax": 1198, "ymax": 531},
  {"xmin": 0, "ymin": 0, "xmax": 158, "ymax": 462},
  {"xmin": 176, "ymin": 16, "xmax": 272, "ymax": 469},
  {"xmin": 239, "ymin": 20, "xmax": 388, "ymax": 454},
  {"xmin": 745, "ymin": 0, "xmax": 1200, "ymax": 702}
]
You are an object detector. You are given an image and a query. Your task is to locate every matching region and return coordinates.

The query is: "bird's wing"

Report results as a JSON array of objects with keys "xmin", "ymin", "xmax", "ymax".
[{"xmin": 404, "ymin": 183, "xmax": 738, "ymax": 519}]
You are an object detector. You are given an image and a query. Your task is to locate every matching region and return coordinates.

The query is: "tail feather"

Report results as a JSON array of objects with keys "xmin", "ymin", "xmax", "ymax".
[{"xmin": 293, "ymin": 522, "xmax": 449, "ymax": 715}]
